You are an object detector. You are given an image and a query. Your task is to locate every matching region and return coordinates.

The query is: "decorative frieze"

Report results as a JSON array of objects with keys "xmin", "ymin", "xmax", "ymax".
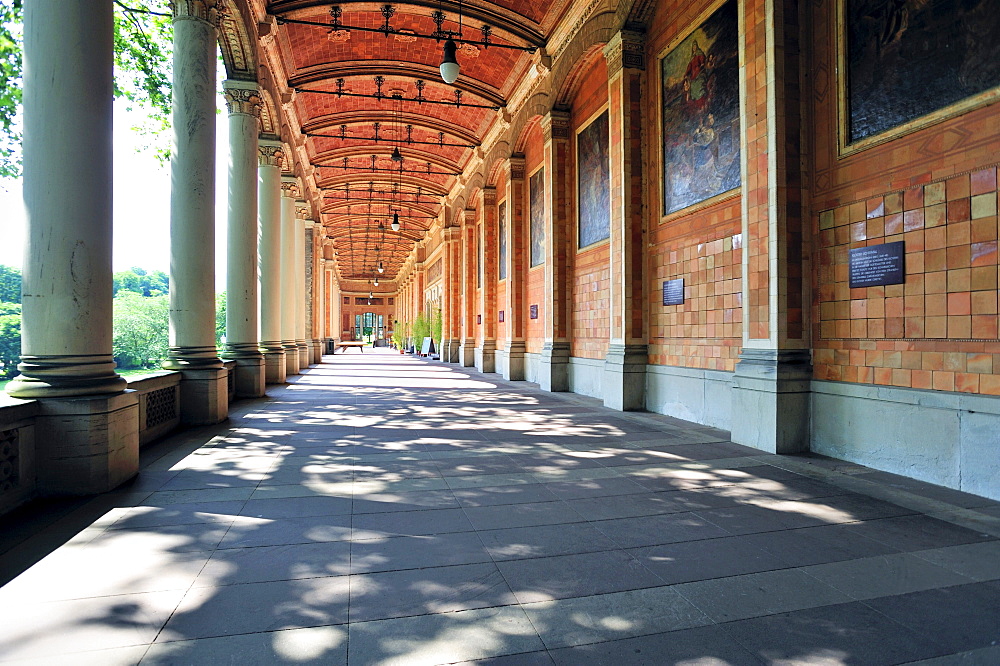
[{"xmin": 483, "ymin": 187, "xmax": 497, "ymax": 207}]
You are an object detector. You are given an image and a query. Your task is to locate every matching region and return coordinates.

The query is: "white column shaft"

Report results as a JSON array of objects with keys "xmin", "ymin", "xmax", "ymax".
[
  {"xmin": 167, "ymin": 14, "xmax": 220, "ymax": 367},
  {"xmin": 225, "ymin": 95, "xmax": 259, "ymax": 354},
  {"xmin": 258, "ymin": 164, "xmax": 282, "ymax": 346},
  {"xmin": 9, "ymin": 0, "xmax": 125, "ymax": 397}
]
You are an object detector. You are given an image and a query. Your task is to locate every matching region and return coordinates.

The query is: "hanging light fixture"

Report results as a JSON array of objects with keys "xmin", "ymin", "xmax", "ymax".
[
  {"xmin": 440, "ymin": 39, "xmax": 459, "ymax": 84},
  {"xmin": 391, "ymin": 211, "xmax": 400, "ymax": 232},
  {"xmin": 391, "ymin": 145, "xmax": 403, "ymax": 162},
  {"xmin": 378, "ymin": 260, "xmax": 385, "ymax": 273},
  {"xmin": 369, "ymin": 290, "xmax": 374, "ymax": 299},
  {"xmin": 374, "ymin": 277, "xmax": 380, "ymax": 286}
]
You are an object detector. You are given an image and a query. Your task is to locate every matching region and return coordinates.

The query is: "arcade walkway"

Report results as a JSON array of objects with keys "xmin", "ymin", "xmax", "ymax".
[{"xmin": 1, "ymin": 350, "xmax": 999, "ymax": 665}]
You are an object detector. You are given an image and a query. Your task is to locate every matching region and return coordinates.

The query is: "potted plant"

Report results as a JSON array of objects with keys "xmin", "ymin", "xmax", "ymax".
[{"xmin": 392, "ymin": 321, "xmax": 406, "ymax": 353}]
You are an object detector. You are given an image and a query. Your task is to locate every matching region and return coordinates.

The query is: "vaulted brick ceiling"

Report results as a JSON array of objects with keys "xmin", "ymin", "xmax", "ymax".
[{"xmin": 266, "ymin": 0, "xmax": 567, "ymax": 284}]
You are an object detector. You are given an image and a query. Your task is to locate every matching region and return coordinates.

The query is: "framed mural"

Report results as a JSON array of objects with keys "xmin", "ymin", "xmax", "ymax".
[
  {"xmin": 577, "ymin": 109, "xmax": 611, "ymax": 248},
  {"xmin": 529, "ymin": 167, "xmax": 545, "ymax": 268},
  {"xmin": 839, "ymin": 0, "xmax": 1000, "ymax": 154},
  {"xmin": 498, "ymin": 201, "xmax": 507, "ymax": 280},
  {"xmin": 659, "ymin": 0, "xmax": 741, "ymax": 217}
]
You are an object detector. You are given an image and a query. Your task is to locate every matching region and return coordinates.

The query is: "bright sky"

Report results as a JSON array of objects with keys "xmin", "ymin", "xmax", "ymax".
[{"xmin": 0, "ymin": 89, "xmax": 231, "ymax": 291}]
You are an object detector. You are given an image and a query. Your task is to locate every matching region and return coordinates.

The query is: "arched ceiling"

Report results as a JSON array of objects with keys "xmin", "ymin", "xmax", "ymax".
[{"xmin": 262, "ymin": 0, "xmax": 572, "ymax": 285}]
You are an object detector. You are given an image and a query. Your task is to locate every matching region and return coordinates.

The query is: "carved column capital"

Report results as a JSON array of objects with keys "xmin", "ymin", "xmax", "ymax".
[
  {"xmin": 170, "ymin": 0, "xmax": 223, "ymax": 25},
  {"xmin": 259, "ymin": 140, "xmax": 283, "ymax": 168},
  {"xmin": 222, "ymin": 80, "xmax": 261, "ymax": 117},
  {"xmin": 541, "ymin": 109, "xmax": 571, "ymax": 143},
  {"xmin": 464, "ymin": 208, "xmax": 478, "ymax": 226},
  {"xmin": 483, "ymin": 186, "xmax": 497, "ymax": 207},
  {"xmin": 505, "ymin": 155, "xmax": 526, "ymax": 181},
  {"xmin": 603, "ymin": 30, "xmax": 646, "ymax": 75},
  {"xmin": 280, "ymin": 176, "xmax": 300, "ymax": 199}
]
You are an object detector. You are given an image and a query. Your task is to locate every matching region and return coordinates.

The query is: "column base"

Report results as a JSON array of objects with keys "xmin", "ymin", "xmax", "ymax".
[
  {"xmin": 177, "ymin": 367, "xmax": 229, "ymax": 425},
  {"xmin": 475, "ymin": 340, "xmax": 497, "ymax": 373},
  {"xmin": 297, "ymin": 341, "xmax": 310, "ymax": 369},
  {"xmin": 261, "ymin": 345, "xmax": 287, "ymax": 385},
  {"xmin": 34, "ymin": 391, "xmax": 139, "ymax": 495},
  {"xmin": 539, "ymin": 341, "xmax": 570, "ymax": 392},
  {"xmin": 458, "ymin": 339, "xmax": 476, "ymax": 367},
  {"xmin": 441, "ymin": 339, "xmax": 460, "ymax": 363},
  {"xmin": 504, "ymin": 341, "xmax": 526, "ymax": 381},
  {"xmin": 731, "ymin": 348, "xmax": 812, "ymax": 454},
  {"xmin": 311, "ymin": 339, "xmax": 323, "ymax": 364},
  {"xmin": 6, "ymin": 354, "xmax": 128, "ymax": 399},
  {"xmin": 603, "ymin": 343, "xmax": 647, "ymax": 411},
  {"xmin": 283, "ymin": 342, "xmax": 300, "ymax": 376},
  {"xmin": 223, "ymin": 344, "xmax": 266, "ymax": 398}
]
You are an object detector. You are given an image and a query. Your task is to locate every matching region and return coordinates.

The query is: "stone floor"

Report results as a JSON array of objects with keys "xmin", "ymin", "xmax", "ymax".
[{"xmin": 1, "ymin": 349, "xmax": 999, "ymax": 665}]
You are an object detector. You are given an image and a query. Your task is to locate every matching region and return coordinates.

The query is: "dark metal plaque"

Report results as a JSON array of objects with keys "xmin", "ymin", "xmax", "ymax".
[
  {"xmin": 477, "ymin": 314, "xmax": 482, "ymax": 325},
  {"xmin": 499, "ymin": 310, "xmax": 505, "ymax": 322},
  {"xmin": 662, "ymin": 279, "xmax": 685, "ymax": 306},
  {"xmin": 849, "ymin": 241, "xmax": 905, "ymax": 288},
  {"xmin": 529, "ymin": 304, "xmax": 539, "ymax": 319}
]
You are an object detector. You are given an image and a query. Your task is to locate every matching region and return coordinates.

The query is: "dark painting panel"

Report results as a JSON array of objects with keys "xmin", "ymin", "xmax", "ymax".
[
  {"xmin": 661, "ymin": 0, "xmax": 741, "ymax": 215},
  {"xmin": 477, "ymin": 224, "xmax": 483, "ymax": 288},
  {"xmin": 847, "ymin": 0, "xmax": 1000, "ymax": 143},
  {"xmin": 578, "ymin": 110, "xmax": 611, "ymax": 248},
  {"xmin": 498, "ymin": 201, "xmax": 507, "ymax": 280},
  {"xmin": 497, "ymin": 201, "xmax": 507, "ymax": 280},
  {"xmin": 530, "ymin": 168, "xmax": 546, "ymax": 267}
]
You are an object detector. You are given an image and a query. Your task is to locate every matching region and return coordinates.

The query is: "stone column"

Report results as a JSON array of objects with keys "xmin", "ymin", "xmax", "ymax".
[
  {"xmin": 731, "ymin": 0, "xmax": 811, "ymax": 453},
  {"xmin": 441, "ymin": 227, "xmax": 461, "ymax": 362},
  {"xmin": 258, "ymin": 140, "xmax": 286, "ymax": 383},
  {"xmin": 162, "ymin": 0, "xmax": 227, "ymax": 424},
  {"xmin": 7, "ymin": 0, "xmax": 139, "ymax": 495},
  {"xmin": 309, "ymin": 225, "xmax": 322, "ymax": 362},
  {"xmin": 294, "ymin": 205, "xmax": 310, "ymax": 369},
  {"xmin": 539, "ymin": 110, "xmax": 573, "ymax": 392},
  {"xmin": 458, "ymin": 209, "xmax": 477, "ymax": 366},
  {"xmin": 221, "ymin": 79, "xmax": 265, "ymax": 398},
  {"xmin": 602, "ymin": 31, "xmax": 648, "ymax": 411},
  {"xmin": 316, "ymin": 255, "xmax": 326, "ymax": 355},
  {"xmin": 280, "ymin": 178, "xmax": 301, "ymax": 376},
  {"xmin": 476, "ymin": 188, "xmax": 498, "ymax": 373},
  {"xmin": 503, "ymin": 156, "xmax": 528, "ymax": 380}
]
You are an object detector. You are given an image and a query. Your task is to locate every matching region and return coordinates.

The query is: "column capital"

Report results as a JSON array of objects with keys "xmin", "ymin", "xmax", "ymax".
[
  {"xmin": 295, "ymin": 201, "xmax": 310, "ymax": 219},
  {"xmin": 171, "ymin": 0, "xmax": 223, "ymax": 25},
  {"xmin": 259, "ymin": 139, "xmax": 284, "ymax": 167},
  {"xmin": 281, "ymin": 176, "xmax": 300, "ymax": 198},
  {"xmin": 444, "ymin": 226, "xmax": 462, "ymax": 242},
  {"xmin": 222, "ymin": 79, "xmax": 261, "ymax": 117},
  {"xmin": 464, "ymin": 208, "xmax": 477, "ymax": 226},
  {"xmin": 483, "ymin": 186, "xmax": 497, "ymax": 207},
  {"xmin": 505, "ymin": 155, "xmax": 526, "ymax": 181},
  {"xmin": 603, "ymin": 30, "xmax": 646, "ymax": 75},
  {"xmin": 541, "ymin": 109, "xmax": 572, "ymax": 143}
]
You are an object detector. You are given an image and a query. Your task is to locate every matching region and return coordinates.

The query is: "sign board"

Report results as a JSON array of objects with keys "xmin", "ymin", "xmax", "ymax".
[
  {"xmin": 529, "ymin": 304, "xmax": 539, "ymax": 319},
  {"xmin": 662, "ymin": 278, "xmax": 685, "ymax": 306},
  {"xmin": 849, "ymin": 241, "xmax": 905, "ymax": 288},
  {"xmin": 420, "ymin": 337, "xmax": 435, "ymax": 355}
]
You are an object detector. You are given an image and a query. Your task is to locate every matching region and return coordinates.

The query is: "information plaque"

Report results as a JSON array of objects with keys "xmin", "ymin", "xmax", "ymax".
[
  {"xmin": 499, "ymin": 310, "xmax": 505, "ymax": 322},
  {"xmin": 849, "ymin": 241, "xmax": 905, "ymax": 288},
  {"xmin": 529, "ymin": 304, "xmax": 539, "ymax": 319},
  {"xmin": 662, "ymin": 278, "xmax": 685, "ymax": 306},
  {"xmin": 477, "ymin": 314, "xmax": 482, "ymax": 325}
]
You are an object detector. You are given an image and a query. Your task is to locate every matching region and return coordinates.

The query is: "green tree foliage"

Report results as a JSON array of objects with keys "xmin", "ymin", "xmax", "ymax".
[
  {"xmin": 112, "ymin": 292, "xmax": 169, "ymax": 369},
  {"xmin": 113, "ymin": 267, "xmax": 169, "ymax": 297},
  {"xmin": 215, "ymin": 291, "xmax": 226, "ymax": 347},
  {"xmin": 0, "ymin": 1, "xmax": 173, "ymax": 176},
  {"xmin": 0, "ymin": 300, "xmax": 19, "ymax": 378},
  {"xmin": 0, "ymin": 263, "xmax": 20, "ymax": 303},
  {"xmin": 432, "ymin": 307, "xmax": 443, "ymax": 344},
  {"xmin": 411, "ymin": 312, "xmax": 430, "ymax": 349}
]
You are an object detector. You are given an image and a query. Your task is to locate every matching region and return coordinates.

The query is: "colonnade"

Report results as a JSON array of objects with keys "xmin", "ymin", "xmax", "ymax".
[{"xmin": 5, "ymin": 0, "xmax": 327, "ymax": 495}]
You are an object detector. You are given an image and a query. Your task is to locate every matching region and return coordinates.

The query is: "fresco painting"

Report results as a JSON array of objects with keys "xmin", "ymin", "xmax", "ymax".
[
  {"xmin": 660, "ymin": 0, "xmax": 741, "ymax": 215},
  {"xmin": 577, "ymin": 110, "xmax": 611, "ymax": 248},
  {"xmin": 530, "ymin": 168, "xmax": 545, "ymax": 267}
]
